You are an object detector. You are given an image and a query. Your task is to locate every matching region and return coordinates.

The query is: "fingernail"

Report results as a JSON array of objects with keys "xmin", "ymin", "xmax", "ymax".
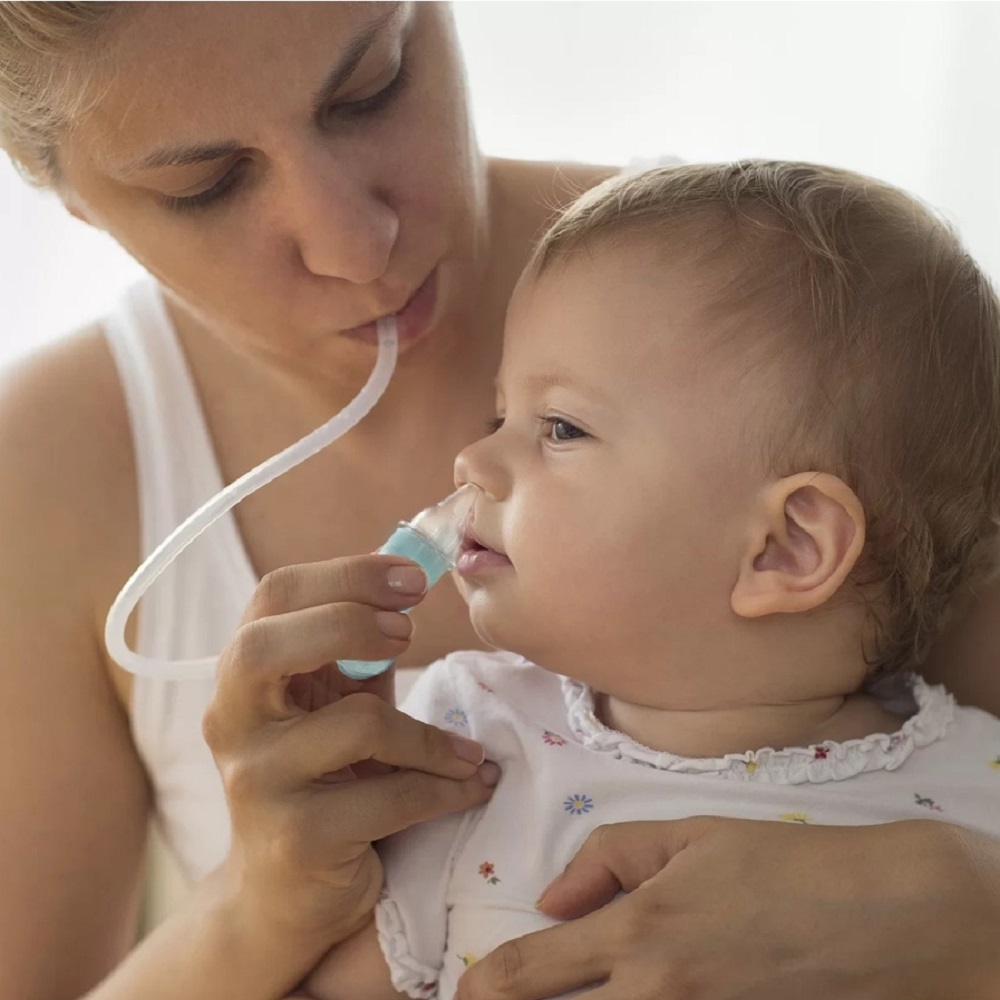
[
  {"xmin": 386, "ymin": 565, "xmax": 427, "ymax": 595},
  {"xmin": 535, "ymin": 873, "xmax": 562, "ymax": 909},
  {"xmin": 478, "ymin": 760, "xmax": 501, "ymax": 786},
  {"xmin": 375, "ymin": 611, "xmax": 413, "ymax": 639},
  {"xmin": 449, "ymin": 734, "xmax": 485, "ymax": 765}
]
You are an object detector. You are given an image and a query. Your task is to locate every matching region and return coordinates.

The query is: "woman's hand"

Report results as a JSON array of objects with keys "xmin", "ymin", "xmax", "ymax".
[
  {"xmin": 456, "ymin": 817, "xmax": 1000, "ymax": 1000},
  {"xmin": 203, "ymin": 555, "xmax": 498, "ymax": 946}
]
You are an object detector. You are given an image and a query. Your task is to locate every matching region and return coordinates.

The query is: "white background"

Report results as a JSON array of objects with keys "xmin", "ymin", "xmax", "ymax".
[{"xmin": 2, "ymin": 1, "xmax": 998, "ymax": 365}]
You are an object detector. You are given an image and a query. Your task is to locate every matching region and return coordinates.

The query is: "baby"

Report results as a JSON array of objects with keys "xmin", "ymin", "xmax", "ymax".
[{"xmin": 303, "ymin": 161, "xmax": 1000, "ymax": 999}]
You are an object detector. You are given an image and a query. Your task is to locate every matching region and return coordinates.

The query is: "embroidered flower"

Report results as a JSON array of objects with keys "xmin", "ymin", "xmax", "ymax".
[
  {"xmin": 476, "ymin": 680, "xmax": 494, "ymax": 693},
  {"xmin": 457, "ymin": 952, "xmax": 478, "ymax": 968},
  {"xmin": 543, "ymin": 730, "xmax": 568, "ymax": 746},
  {"xmin": 813, "ymin": 747, "xmax": 829, "ymax": 760},
  {"xmin": 478, "ymin": 861, "xmax": 500, "ymax": 885},
  {"xmin": 990, "ymin": 756, "xmax": 1000, "ymax": 771},
  {"xmin": 444, "ymin": 708, "xmax": 469, "ymax": 728},
  {"xmin": 415, "ymin": 982, "xmax": 437, "ymax": 995},
  {"xmin": 564, "ymin": 793, "xmax": 594, "ymax": 815},
  {"xmin": 914, "ymin": 793, "xmax": 943, "ymax": 812},
  {"xmin": 744, "ymin": 760, "xmax": 759, "ymax": 775},
  {"xmin": 779, "ymin": 812, "xmax": 812, "ymax": 824}
]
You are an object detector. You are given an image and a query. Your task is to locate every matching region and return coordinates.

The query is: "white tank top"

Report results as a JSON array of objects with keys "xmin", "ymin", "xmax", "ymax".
[
  {"xmin": 103, "ymin": 281, "xmax": 426, "ymax": 884},
  {"xmin": 103, "ymin": 281, "xmax": 257, "ymax": 882}
]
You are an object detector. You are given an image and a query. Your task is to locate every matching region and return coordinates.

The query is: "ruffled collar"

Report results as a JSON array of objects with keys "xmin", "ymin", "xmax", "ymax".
[{"xmin": 561, "ymin": 673, "xmax": 954, "ymax": 784}]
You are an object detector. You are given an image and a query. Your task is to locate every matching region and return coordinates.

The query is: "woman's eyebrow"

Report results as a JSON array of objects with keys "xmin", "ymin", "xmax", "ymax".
[
  {"xmin": 117, "ymin": 2, "xmax": 404, "ymax": 175},
  {"xmin": 310, "ymin": 2, "xmax": 404, "ymax": 119}
]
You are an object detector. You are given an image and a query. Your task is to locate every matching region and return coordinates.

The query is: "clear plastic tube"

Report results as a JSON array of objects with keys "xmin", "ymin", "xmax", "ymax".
[
  {"xmin": 104, "ymin": 317, "xmax": 399, "ymax": 681},
  {"xmin": 337, "ymin": 483, "xmax": 479, "ymax": 680}
]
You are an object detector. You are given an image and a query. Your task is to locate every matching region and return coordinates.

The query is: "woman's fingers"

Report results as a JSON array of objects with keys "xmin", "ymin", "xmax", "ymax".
[
  {"xmin": 310, "ymin": 764, "xmax": 501, "ymax": 846},
  {"xmin": 463, "ymin": 819, "xmax": 1000, "ymax": 1000},
  {"xmin": 242, "ymin": 555, "xmax": 428, "ymax": 623},
  {"xmin": 536, "ymin": 818, "xmax": 718, "ymax": 919},
  {"xmin": 214, "ymin": 602, "xmax": 409, "ymax": 727},
  {"xmin": 209, "ymin": 554, "xmax": 430, "ymax": 736},
  {"xmin": 256, "ymin": 692, "xmax": 488, "ymax": 787},
  {"xmin": 455, "ymin": 907, "xmax": 613, "ymax": 1000}
]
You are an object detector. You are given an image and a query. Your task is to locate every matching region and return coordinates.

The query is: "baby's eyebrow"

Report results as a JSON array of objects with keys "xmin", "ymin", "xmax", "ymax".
[
  {"xmin": 113, "ymin": 2, "xmax": 404, "ymax": 175},
  {"xmin": 497, "ymin": 370, "xmax": 617, "ymax": 414}
]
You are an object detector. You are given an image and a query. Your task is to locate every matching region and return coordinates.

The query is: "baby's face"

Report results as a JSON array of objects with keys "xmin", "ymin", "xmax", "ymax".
[{"xmin": 453, "ymin": 240, "xmax": 774, "ymax": 703}]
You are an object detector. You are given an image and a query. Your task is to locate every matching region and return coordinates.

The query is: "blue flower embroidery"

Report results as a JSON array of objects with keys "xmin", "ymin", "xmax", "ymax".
[
  {"xmin": 444, "ymin": 708, "xmax": 469, "ymax": 728},
  {"xmin": 564, "ymin": 793, "xmax": 594, "ymax": 815}
]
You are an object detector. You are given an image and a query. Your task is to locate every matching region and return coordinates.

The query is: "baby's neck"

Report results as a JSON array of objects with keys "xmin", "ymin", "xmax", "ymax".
[{"xmin": 594, "ymin": 689, "xmax": 904, "ymax": 758}]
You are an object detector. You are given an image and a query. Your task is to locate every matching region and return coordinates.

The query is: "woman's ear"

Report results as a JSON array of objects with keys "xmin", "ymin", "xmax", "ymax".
[{"xmin": 731, "ymin": 472, "xmax": 865, "ymax": 618}]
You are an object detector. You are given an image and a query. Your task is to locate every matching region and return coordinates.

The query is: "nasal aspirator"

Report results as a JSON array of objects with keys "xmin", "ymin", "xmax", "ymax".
[{"xmin": 338, "ymin": 483, "xmax": 479, "ymax": 680}]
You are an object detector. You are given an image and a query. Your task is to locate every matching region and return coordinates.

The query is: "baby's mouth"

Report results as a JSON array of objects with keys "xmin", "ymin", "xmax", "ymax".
[{"xmin": 460, "ymin": 522, "xmax": 504, "ymax": 558}]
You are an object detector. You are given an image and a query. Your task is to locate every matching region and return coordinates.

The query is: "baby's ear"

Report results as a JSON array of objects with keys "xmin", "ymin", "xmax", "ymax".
[{"xmin": 730, "ymin": 472, "xmax": 865, "ymax": 618}]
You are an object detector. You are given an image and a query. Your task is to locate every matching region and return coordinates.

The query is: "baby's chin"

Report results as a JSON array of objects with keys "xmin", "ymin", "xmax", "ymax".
[{"xmin": 466, "ymin": 599, "xmax": 530, "ymax": 658}]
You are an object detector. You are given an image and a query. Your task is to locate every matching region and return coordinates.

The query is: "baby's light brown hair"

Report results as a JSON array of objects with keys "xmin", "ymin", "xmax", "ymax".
[{"xmin": 531, "ymin": 161, "xmax": 1000, "ymax": 677}]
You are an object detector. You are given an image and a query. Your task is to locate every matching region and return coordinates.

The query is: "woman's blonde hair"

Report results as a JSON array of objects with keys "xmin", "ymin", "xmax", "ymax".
[
  {"xmin": 0, "ymin": 1, "xmax": 120, "ymax": 184},
  {"xmin": 533, "ymin": 161, "xmax": 1000, "ymax": 677}
]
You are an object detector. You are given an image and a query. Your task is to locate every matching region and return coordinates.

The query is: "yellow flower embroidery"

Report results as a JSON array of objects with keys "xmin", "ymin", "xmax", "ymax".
[
  {"xmin": 745, "ymin": 761, "xmax": 758, "ymax": 775},
  {"xmin": 457, "ymin": 952, "xmax": 478, "ymax": 968},
  {"xmin": 990, "ymin": 756, "xmax": 1000, "ymax": 770},
  {"xmin": 778, "ymin": 812, "xmax": 812, "ymax": 824}
]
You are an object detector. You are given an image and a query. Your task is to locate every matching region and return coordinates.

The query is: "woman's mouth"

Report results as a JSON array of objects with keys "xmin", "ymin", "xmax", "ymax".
[
  {"xmin": 340, "ymin": 267, "xmax": 439, "ymax": 346},
  {"xmin": 455, "ymin": 524, "xmax": 512, "ymax": 578}
]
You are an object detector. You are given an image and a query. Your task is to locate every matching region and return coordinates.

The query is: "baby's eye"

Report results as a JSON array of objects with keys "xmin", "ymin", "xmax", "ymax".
[
  {"xmin": 485, "ymin": 416, "xmax": 505, "ymax": 434},
  {"xmin": 544, "ymin": 417, "xmax": 588, "ymax": 442}
]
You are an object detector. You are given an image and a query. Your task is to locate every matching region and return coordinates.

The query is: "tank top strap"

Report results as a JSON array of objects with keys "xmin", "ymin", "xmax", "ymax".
[
  {"xmin": 101, "ymin": 280, "xmax": 254, "ymax": 881},
  {"xmin": 103, "ymin": 281, "xmax": 227, "ymax": 551}
]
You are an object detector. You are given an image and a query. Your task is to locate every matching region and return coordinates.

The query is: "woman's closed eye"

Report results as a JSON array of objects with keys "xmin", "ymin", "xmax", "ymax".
[{"xmin": 160, "ymin": 53, "xmax": 411, "ymax": 215}]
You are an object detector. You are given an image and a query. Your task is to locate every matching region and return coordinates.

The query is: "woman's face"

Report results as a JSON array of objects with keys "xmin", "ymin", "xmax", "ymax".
[{"xmin": 59, "ymin": 2, "xmax": 484, "ymax": 381}]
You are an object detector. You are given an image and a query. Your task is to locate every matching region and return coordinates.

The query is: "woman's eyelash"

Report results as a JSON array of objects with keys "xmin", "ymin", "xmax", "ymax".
[
  {"xmin": 161, "ymin": 54, "xmax": 411, "ymax": 215},
  {"xmin": 334, "ymin": 55, "xmax": 411, "ymax": 120},
  {"xmin": 160, "ymin": 162, "xmax": 246, "ymax": 214}
]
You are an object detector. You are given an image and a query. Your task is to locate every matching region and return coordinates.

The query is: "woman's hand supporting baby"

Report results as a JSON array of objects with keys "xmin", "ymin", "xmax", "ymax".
[
  {"xmin": 456, "ymin": 817, "xmax": 1000, "ymax": 999},
  {"xmin": 204, "ymin": 555, "xmax": 498, "ymax": 979}
]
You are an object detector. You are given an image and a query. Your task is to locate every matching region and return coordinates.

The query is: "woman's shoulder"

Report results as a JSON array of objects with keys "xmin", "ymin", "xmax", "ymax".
[
  {"xmin": 0, "ymin": 321, "xmax": 140, "ymax": 678},
  {"xmin": 0, "ymin": 321, "xmax": 136, "ymax": 523}
]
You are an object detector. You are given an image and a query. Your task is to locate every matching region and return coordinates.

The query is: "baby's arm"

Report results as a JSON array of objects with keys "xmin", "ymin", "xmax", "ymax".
[{"xmin": 295, "ymin": 919, "xmax": 404, "ymax": 1000}]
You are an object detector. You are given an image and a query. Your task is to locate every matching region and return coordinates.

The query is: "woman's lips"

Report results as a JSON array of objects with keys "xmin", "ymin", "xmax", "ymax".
[{"xmin": 340, "ymin": 267, "xmax": 439, "ymax": 346}]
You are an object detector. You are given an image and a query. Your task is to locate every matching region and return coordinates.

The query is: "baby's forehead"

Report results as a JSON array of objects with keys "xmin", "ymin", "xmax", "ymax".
[{"xmin": 505, "ymin": 239, "xmax": 773, "ymax": 385}]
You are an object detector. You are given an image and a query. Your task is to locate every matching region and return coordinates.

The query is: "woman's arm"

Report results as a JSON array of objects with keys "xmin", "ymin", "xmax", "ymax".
[
  {"xmin": 0, "ymin": 344, "xmax": 496, "ymax": 1000},
  {"xmin": 455, "ymin": 818, "xmax": 1000, "ymax": 1000},
  {"xmin": 0, "ymin": 346, "xmax": 153, "ymax": 999}
]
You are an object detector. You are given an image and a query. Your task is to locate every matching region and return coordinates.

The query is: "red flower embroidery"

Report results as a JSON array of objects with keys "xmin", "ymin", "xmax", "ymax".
[
  {"xmin": 543, "ymin": 730, "xmax": 568, "ymax": 746},
  {"xmin": 478, "ymin": 861, "xmax": 500, "ymax": 884},
  {"xmin": 813, "ymin": 747, "xmax": 829, "ymax": 760}
]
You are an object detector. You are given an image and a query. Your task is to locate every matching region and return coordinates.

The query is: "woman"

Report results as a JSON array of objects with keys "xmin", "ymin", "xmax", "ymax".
[{"xmin": 0, "ymin": 4, "xmax": 997, "ymax": 999}]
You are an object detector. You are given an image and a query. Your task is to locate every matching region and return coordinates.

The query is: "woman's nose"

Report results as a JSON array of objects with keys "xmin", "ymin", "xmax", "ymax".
[
  {"xmin": 454, "ymin": 435, "xmax": 511, "ymax": 501},
  {"xmin": 281, "ymin": 156, "xmax": 399, "ymax": 284}
]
